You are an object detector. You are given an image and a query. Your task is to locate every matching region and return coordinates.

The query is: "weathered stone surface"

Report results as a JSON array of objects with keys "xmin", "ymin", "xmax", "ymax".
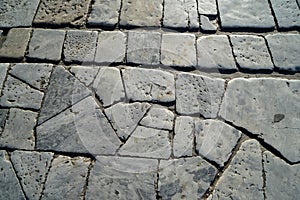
[
  {"xmin": 219, "ymin": 78, "xmax": 300, "ymax": 163},
  {"xmin": 161, "ymin": 33, "xmax": 197, "ymax": 67},
  {"xmin": 70, "ymin": 66, "xmax": 99, "ymax": 87},
  {"xmin": 9, "ymin": 63, "xmax": 53, "ymax": 90},
  {"xmin": 173, "ymin": 116, "xmax": 194, "ymax": 157},
  {"xmin": 197, "ymin": 35, "xmax": 236, "ymax": 70},
  {"xmin": 198, "ymin": 0, "xmax": 218, "ymax": 15},
  {"xmin": 0, "ymin": 0, "xmax": 39, "ymax": 28},
  {"xmin": 218, "ymin": 0, "xmax": 275, "ymax": 29},
  {"xmin": 127, "ymin": 31, "xmax": 161, "ymax": 65},
  {"xmin": 119, "ymin": 126, "xmax": 171, "ymax": 159},
  {"xmin": 266, "ymin": 34, "xmax": 300, "ymax": 71},
  {"xmin": 120, "ymin": 0, "xmax": 163, "ymax": 27},
  {"xmin": 86, "ymin": 156, "xmax": 158, "ymax": 200},
  {"xmin": 0, "ymin": 63, "xmax": 9, "ymax": 94},
  {"xmin": 42, "ymin": 155, "xmax": 90, "ymax": 199},
  {"xmin": 0, "ymin": 109, "xmax": 8, "ymax": 133},
  {"xmin": 88, "ymin": 0, "xmax": 121, "ymax": 27},
  {"xmin": 0, "ymin": 75, "xmax": 44, "ymax": 110},
  {"xmin": 140, "ymin": 106, "xmax": 174, "ymax": 130},
  {"xmin": 200, "ymin": 15, "xmax": 217, "ymax": 32},
  {"xmin": 159, "ymin": 157, "xmax": 217, "ymax": 199},
  {"xmin": 95, "ymin": 31, "xmax": 126, "ymax": 63},
  {"xmin": 263, "ymin": 151, "xmax": 300, "ymax": 200},
  {"xmin": 39, "ymin": 66, "xmax": 91, "ymax": 124},
  {"xmin": 122, "ymin": 67, "xmax": 175, "ymax": 102},
  {"xmin": 27, "ymin": 29, "xmax": 65, "ymax": 62},
  {"xmin": 176, "ymin": 72, "xmax": 225, "ymax": 118},
  {"xmin": 230, "ymin": 35, "xmax": 273, "ymax": 70},
  {"xmin": 93, "ymin": 67, "xmax": 125, "ymax": 107},
  {"xmin": 34, "ymin": 0, "xmax": 91, "ymax": 26},
  {"xmin": 105, "ymin": 102, "xmax": 151, "ymax": 140},
  {"xmin": 63, "ymin": 30, "xmax": 98, "ymax": 63},
  {"xmin": 210, "ymin": 140, "xmax": 264, "ymax": 199},
  {"xmin": 0, "ymin": 150, "xmax": 25, "ymax": 199},
  {"xmin": 10, "ymin": 151, "xmax": 53, "ymax": 200},
  {"xmin": 195, "ymin": 119, "xmax": 242, "ymax": 167}
]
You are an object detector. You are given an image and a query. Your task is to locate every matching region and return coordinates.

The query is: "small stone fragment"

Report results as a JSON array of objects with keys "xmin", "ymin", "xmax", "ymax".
[
  {"xmin": 0, "ymin": 63, "xmax": 9, "ymax": 94},
  {"xmin": 200, "ymin": 15, "xmax": 217, "ymax": 32},
  {"xmin": 70, "ymin": 66, "xmax": 100, "ymax": 87},
  {"xmin": 198, "ymin": 0, "xmax": 218, "ymax": 15},
  {"xmin": 140, "ymin": 106, "xmax": 174, "ymax": 130}
]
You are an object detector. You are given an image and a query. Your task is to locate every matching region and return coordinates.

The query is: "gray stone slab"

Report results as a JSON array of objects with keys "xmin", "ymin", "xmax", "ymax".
[
  {"xmin": 159, "ymin": 157, "xmax": 217, "ymax": 199},
  {"xmin": 161, "ymin": 33, "xmax": 197, "ymax": 67},
  {"xmin": 42, "ymin": 155, "xmax": 90, "ymax": 199},
  {"xmin": 0, "ymin": 75, "xmax": 44, "ymax": 110},
  {"xmin": 63, "ymin": 30, "xmax": 97, "ymax": 63},
  {"xmin": 127, "ymin": 31, "xmax": 161, "ymax": 65},
  {"xmin": 70, "ymin": 66, "xmax": 100, "ymax": 87},
  {"xmin": 0, "ymin": 63, "xmax": 9, "ymax": 94},
  {"xmin": 210, "ymin": 140, "xmax": 264, "ymax": 199},
  {"xmin": 105, "ymin": 102, "xmax": 151, "ymax": 140},
  {"xmin": 120, "ymin": 0, "xmax": 163, "ymax": 27},
  {"xmin": 10, "ymin": 151, "xmax": 54, "ymax": 200},
  {"xmin": 95, "ymin": 31, "xmax": 126, "ymax": 63},
  {"xmin": 198, "ymin": 0, "xmax": 218, "ymax": 15},
  {"xmin": 27, "ymin": 29, "xmax": 65, "ymax": 62},
  {"xmin": 176, "ymin": 72, "xmax": 225, "ymax": 118},
  {"xmin": 263, "ymin": 151, "xmax": 300, "ymax": 200},
  {"xmin": 197, "ymin": 35, "xmax": 237, "ymax": 70},
  {"xmin": 230, "ymin": 35, "xmax": 274, "ymax": 70},
  {"xmin": 266, "ymin": 34, "xmax": 300, "ymax": 72},
  {"xmin": 200, "ymin": 15, "xmax": 217, "ymax": 32},
  {"xmin": 122, "ymin": 67, "xmax": 175, "ymax": 102},
  {"xmin": 0, "ymin": 0, "xmax": 39, "ymax": 28},
  {"xmin": 218, "ymin": 0, "xmax": 275, "ymax": 29},
  {"xmin": 219, "ymin": 78, "xmax": 300, "ymax": 163},
  {"xmin": 88, "ymin": 0, "xmax": 121, "ymax": 27},
  {"xmin": 0, "ymin": 109, "xmax": 8, "ymax": 133},
  {"xmin": 119, "ymin": 126, "xmax": 171, "ymax": 159},
  {"xmin": 195, "ymin": 119, "xmax": 242, "ymax": 167},
  {"xmin": 86, "ymin": 156, "xmax": 158, "ymax": 200}
]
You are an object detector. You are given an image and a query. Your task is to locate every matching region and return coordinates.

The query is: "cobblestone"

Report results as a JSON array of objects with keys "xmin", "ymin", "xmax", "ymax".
[
  {"xmin": 198, "ymin": 0, "xmax": 218, "ymax": 15},
  {"xmin": 140, "ymin": 106, "xmax": 174, "ymax": 130},
  {"xmin": 70, "ymin": 66, "xmax": 100, "ymax": 87}
]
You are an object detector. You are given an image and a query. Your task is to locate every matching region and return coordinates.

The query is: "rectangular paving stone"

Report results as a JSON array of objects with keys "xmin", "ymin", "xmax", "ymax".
[{"xmin": 198, "ymin": 0, "xmax": 218, "ymax": 15}]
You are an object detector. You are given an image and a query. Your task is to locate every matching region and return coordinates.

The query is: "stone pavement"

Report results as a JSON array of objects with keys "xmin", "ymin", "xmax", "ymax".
[{"xmin": 0, "ymin": 0, "xmax": 299, "ymax": 199}]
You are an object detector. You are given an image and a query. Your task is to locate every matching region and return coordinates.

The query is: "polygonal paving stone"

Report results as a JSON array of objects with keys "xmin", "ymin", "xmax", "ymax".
[
  {"xmin": 0, "ymin": 63, "xmax": 9, "ymax": 94},
  {"xmin": 200, "ymin": 15, "xmax": 217, "ymax": 33},
  {"xmin": 0, "ymin": 109, "xmax": 8, "ymax": 133},
  {"xmin": 140, "ymin": 106, "xmax": 174, "ymax": 130},
  {"xmin": 198, "ymin": 0, "xmax": 218, "ymax": 15},
  {"xmin": 159, "ymin": 157, "xmax": 217, "ymax": 199},
  {"xmin": 86, "ymin": 156, "xmax": 158, "ymax": 200},
  {"xmin": 70, "ymin": 66, "xmax": 100, "ymax": 87}
]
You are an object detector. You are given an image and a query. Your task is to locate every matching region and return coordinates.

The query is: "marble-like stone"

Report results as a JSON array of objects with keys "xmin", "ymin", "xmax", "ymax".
[
  {"xmin": 200, "ymin": 15, "xmax": 217, "ymax": 32},
  {"xmin": 0, "ymin": 109, "xmax": 8, "ymax": 133},
  {"xmin": 161, "ymin": 33, "xmax": 197, "ymax": 67},
  {"xmin": 0, "ymin": 63, "xmax": 9, "ymax": 94},
  {"xmin": 140, "ymin": 106, "xmax": 174, "ymax": 130},
  {"xmin": 70, "ymin": 66, "xmax": 100, "ymax": 87},
  {"xmin": 198, "ymin": 0, "xmax": 218, "ymax": 15},
  {"xmin": 176, "ymin": 72, "xmax": 225, "ymax": 118}
]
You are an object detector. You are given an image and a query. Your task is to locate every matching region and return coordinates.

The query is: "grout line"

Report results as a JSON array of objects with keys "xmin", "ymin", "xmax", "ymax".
[
  {"xmin": 81, "ymin": 159, "xmax": 95, "ymax": 200},
  {"xmin": 38, "ymin": 154, "xmax": 55, "ymax": 200},
  {"xmin": 261, "ymin": 147, "xmax": 267, "ymax": 200}
]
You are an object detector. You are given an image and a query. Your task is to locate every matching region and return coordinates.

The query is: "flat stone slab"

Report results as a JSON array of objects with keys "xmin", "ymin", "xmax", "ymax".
[
  {"xmin": 70, "ymin": 66, "xmax": 100, "ymax": 87},
  {"xmin": 0, "ymin": 63, "xmax": 9, "ymax": 94},
  {"xmin": 200, "ymin": 15, "xmax": 218, "ymax": 33},
  {"xmin": 220, "ymin": 78, "xmax": 300, "ymax": 163},
  {"xmin": 198, "ymin": 0, "xmax": 218, "ymax": 15},
  {"xmin": 140, "ymin": 106, "xmax": 174, "ymax": 130}
]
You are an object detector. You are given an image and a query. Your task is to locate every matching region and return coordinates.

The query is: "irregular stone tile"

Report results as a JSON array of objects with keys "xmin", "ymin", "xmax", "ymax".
[
  {"xmin": 159, "ymin": 157, "xmax": 217, "ymax": 199},
  {"xmin": 27, "ymin": 29, "xmax": 65, "ymax": 62},
  {"xmin": 9, "ymin": 63, "xmax": 53, "ymax": 90},
  {"xmin": 200, "ymin": 15, "xmax": 217, "ymax": 32},
  {"xmin": 88, "ymin": 0, "xmax": 121, "ymax": 27},
  {"xmin": 218, "ymin": 0, "xmax": 275, "ymax": 29},
  {"xmin": 37, "ymin": 97, "xmax": 121, "ymax": 155},
  {"xmin": 0, "ymin": 109, "xmax": 8, "ymax": 133},
  {"xmin": 176, "ymin": 72, "xmax": 225, "ymax": 118},
  {"xmin": 263, "ymin": 151, "xmax": 300, "ymax": 200},
  {"xmin": 86, "ymin": 156, "xmax": 158, "ymax": 200},
  {"xmin": 0, "ymin": 150, "xmax": 25, "ymax": 199},
  {"xmin": 0, "ymin": 28, "xmax": 31, "ymax": 60},
  {"xmin": 105, "ymin": 102, "xmax": 151, "ymax": 140},
  {"xmin": 173, "ymin": 116, "xmax": 194, "ymax": 157},
  {"xmin": 140, "ymin": 106, "xmax": 174, "ymax": 130},
  {"xmin": 120, "ymin": 0, "xmax": 163, "ymax": 27},
  {"xmin": 38, "ymin": 66, "xmax": 91, "ymax": 124},
  {"xmin": 95, "ymin": 31, "xmax": 126, "ymax": 63},
  {"xmin": 70, "ymin": 66, "xmax": 100, "ymax": 87},
  {"xmin": 34, "ymin": 0, "xmax": 91, "ymax": 26},
  {"xmin": 219, "ymin": 78, "xmax": 300, "ymax": 163},
  {"xmin": 42, "ymin": 155, "xmax": 90, "ymax": 199},
  {"xmin": 266, "ymin": 34, "xmax": 300, "ymax": 72},
  {"xmin": 198, "ymin": 0, "xmax": 218, "ymax": 15},
  {"xmin": 119, "ymin": 126, "xmax": 171, "ymax": 159},
  {"xmin": 122, "ymin": 67, "xmax": 175, "ymax": 102},
  {"xmin": 195, "ymin": 119, "xmax": 242, "ymax": 167},
  {"xmin": 210, "ymin": 140, "xmax": 264, "ymax": 199},
  {"xmin": 10, "ymin": 151, "xmax": 54, "ymax": 200},
  {"xmin": 0, "ymin": 75, "xmax": 44, "ymax": 110},
  {"xmin": 161, "ymin": 33, "xmax": 197, "ymax": 67},
  {"xmin": 0, "ymin": 0, "xmax": 39, "ymax": 28},
  {"xmin": 63, "ymin": 30, "xmax": 97, "ymax": 63},
  {"xmin": 197, "ymin": 35, "xmax": 236, "ymax": 70},
  {"xmin": 127, "ymin": 31, "xmax": 161, "ymax": 65},
  {"xmin": 0, "ymin": 63, "xmax": 9, "ymax": 94}
]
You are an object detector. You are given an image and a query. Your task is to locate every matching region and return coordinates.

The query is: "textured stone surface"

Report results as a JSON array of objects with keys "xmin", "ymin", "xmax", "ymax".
[
  {"xmin": 86, "ymin": 156, "xmax": 158, "ymax": 200},
  {"xmin": 176, "ymin": 72, "xmax": 225, "ymax": 118},
  {"xmin": 0, "ymin": 63, "xmax": 9, "ymax": 94},
  {"xmin": 200, "ymin": 15, "xmax": 217, "ymax": 32},
  {"xmin": 159, "ymin": 157, "xmax": 217, "ymax": 199},
  {"xmin": 122, "ymin": 67, "xmax": 175, "ymax": 102},
  {"xmin": 140, "ymin": 106, "xmax": 174, "ymax": 130},
  {"xmin": 161, "ymin": 33, "xmax": 197, "ymax": 67},
  {"xmin": 0, "ymin": 109, "xmax": 8, "ymax": 133},
  {"xmin": 198, "ymin": 0, "xmax": 218, "ymax": 15},
  {"xmin": 70, "ymin": 66, "xmax": 100, "ymax": 87}
]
